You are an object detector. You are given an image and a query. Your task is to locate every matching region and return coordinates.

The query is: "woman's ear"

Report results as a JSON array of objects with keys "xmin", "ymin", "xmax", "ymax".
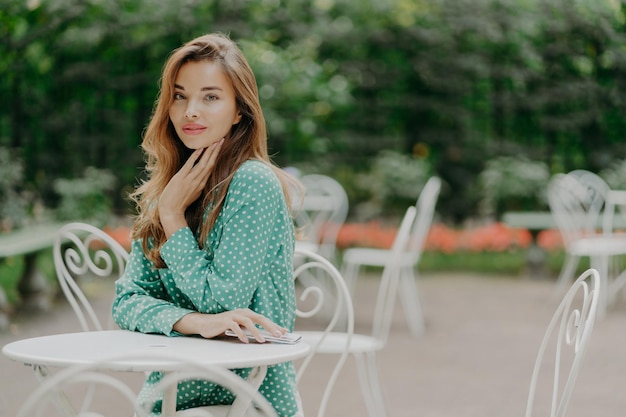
[{"xmin": 233, "ymin": 110, "xmax": 243, "ymax": 126}]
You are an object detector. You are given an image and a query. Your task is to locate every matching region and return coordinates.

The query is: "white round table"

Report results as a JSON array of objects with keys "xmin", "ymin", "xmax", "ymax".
[{"xmin": 3, "ymin": 330, "xmax": 310, "ymax": 416}]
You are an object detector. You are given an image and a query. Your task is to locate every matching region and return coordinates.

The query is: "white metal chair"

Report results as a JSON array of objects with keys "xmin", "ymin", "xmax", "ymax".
[
  {"xmin": 143, "ymin": 357, "xmax": 279, "ymax": 417},
  {"xmin": 547, "ymin": 172, "xmax": 626, "ymax": 315},
  {"xmin": 16, "ymin": 354, "xmax": 279, "ymax": 417},
  {"xmin": 294, "ymin": 174, "xmax": 349, "ymax": 265},
  {"xmin": 297, "ymin": 205, "xmax": 417, "ymax": 417},
  {"xmin": 292, "ymin": 248, "xmax": 354, "ymax": 417},
  {"xmin": 525, "ymin": 268, "xmax": 600, "ymax": 417},
  {"xmin": 53, "ymin": 222, "xmax": 129, "ymax": 331},
  {"xmin": 15, "ymin": 362, "xmax": 142, "ymax": 417},
  {"xmin": 341, "ymin": 176, "xmax": 441, "ymax": 337}
]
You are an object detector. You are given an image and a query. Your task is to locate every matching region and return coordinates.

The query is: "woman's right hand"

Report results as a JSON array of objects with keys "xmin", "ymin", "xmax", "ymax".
[
  {"xmin": 158, "ymin": 139, "xmax": 224, "ymax": 237},
  {"xmin": 172, "ymin": 308, "xmax": 288, "ymax": 344}
]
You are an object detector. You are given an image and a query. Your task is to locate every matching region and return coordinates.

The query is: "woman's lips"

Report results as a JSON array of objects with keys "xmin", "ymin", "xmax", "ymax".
[{"xmin": 182, "ymin": 123, "xmax": 207, "ymax": 135}]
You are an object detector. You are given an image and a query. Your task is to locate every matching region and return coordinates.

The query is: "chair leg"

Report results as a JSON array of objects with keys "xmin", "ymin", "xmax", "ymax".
[
  {"xmin": 341, "ymin": 261, "xmax": 360, "ymax": 298},
  {"xmin": 398, "ymin": 267, "xmax": 425, "ymax": 337},
  {"xmin": 353, "ymin": 352, "xmax": 387, "ymax": 417},
  {"xmin": 34, "ymin": 365, "xmax": 77, "ymax": 417}
]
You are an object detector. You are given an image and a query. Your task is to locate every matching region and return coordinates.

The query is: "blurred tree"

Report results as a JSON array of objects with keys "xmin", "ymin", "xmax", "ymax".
[{"xmin": 2, "ymin": 0, "xmax": 626, "ymax": 226}]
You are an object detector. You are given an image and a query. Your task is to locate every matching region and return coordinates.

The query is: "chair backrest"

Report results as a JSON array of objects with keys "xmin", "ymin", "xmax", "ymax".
[
  {"xmin": 602, "ymin": 189, "xmax": 626, "ymax": 235},
  {"xmin": 292, "ymin": 248, "xmax": 354, "ymax": 417},
  {"xmin": 295, "ymin": 174, "xmax": 349, "ymax": 264},
  {"xmin": 372, "ymin": 205, "xmax": 418, "ymax": 344},
  {"xmin": 407, "ymin": 176, "xmax": 442, "ymax": 263},
  {"xmin": 16, "ymin": 353, "xmax": 279, "ymax": 417},
  {"xmin": 54, "ymin": 222, "xmax": 130, "ymax": 332},
  {"xmin": 547, "ymin": 172, "xmax": 608, "ymax": 247},
  {"xmin": 524, "ymin": 268, "xmax": 600, "ymax": 417},
  {"xmin": 143, "ymin": 357, "xmax": 279, "ymax": 417},
  {"xmin": 16, "ymin": 359, "xmax": 143, "ymax": 417}
]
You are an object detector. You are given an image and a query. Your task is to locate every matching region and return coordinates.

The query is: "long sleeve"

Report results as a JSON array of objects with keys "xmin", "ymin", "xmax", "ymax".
[
  {"xmin": 111, "ymin": 160, "xmax": 299, "ymax": 416},
  {"xmin": 159, "ymin": 161, "xmax": 287, "ymax": 314},
  {"xmin": 113, "ymin": 161, "xmax": 294, "ymax": 335},
  {"xmin": 112, "ymin": 239, "xmax": 196, "ymax": 335}
]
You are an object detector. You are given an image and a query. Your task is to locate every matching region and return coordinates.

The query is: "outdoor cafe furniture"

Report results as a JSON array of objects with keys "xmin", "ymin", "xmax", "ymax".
[
  {"xmin": 524, "ymin": 268, "xmax": 600, "ymax": 417},
  {"xmin": 293, "ymin": 174, "xmax": 349, "ymax": 266},
  {"xmin": 54, "ymin": 222, "xmax": 129, "ymax": 332},
  {"xmin": 297, "ymin": 205, "xmax": 417, "ymax": 417},
  {"xmin": 2, "ymin": 329, "xmax": 310, "ymax": 417},
  {"xmin": 341, "ymin": 176, "xmax": 441, "ymax": 338},
  {"xmin": 547, "ymin": 170, "xmax": 626, "ymax": 316},
  {"xmin": 292, "ymin": 248, "xmax": 354, "ymax": 417},
  {"xmin": 15, "ymin": 353, "xmax": 280, "ymax": 417}
]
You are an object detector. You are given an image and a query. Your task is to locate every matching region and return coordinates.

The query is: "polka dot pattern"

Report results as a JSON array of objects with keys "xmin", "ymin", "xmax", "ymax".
[{"xmin": 112, "ymin": 160, "xmax": 299, "ymax": 416}]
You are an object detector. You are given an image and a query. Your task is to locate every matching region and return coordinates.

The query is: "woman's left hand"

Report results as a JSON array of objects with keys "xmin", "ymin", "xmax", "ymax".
[
  {"xmin": 158, "ymin": 139, "xmax": 224, "ymax": 237},
  {"xmin": 172, "ymin": 308, "xmax": 288, "ymax": 344}
]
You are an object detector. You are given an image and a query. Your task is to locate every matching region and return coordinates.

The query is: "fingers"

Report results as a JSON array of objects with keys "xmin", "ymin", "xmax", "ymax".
[
  {"xmin": 228, "ymin": 309, "xmax": 287, "ymax": 344},
  {"xmin": 181, "ymin": 139, "xmax": 223, "ymax": 174}
]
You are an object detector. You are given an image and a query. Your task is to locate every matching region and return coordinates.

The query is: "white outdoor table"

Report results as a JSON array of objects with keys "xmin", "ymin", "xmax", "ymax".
[{"xmin": 2, "ymin": 329, "xmax": 310, "ymax": 416}]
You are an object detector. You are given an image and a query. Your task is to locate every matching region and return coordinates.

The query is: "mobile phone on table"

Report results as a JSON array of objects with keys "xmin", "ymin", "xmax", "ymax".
[{"xmin": 224, "ymin": 329, "xmax": 302, "ymax": 344}]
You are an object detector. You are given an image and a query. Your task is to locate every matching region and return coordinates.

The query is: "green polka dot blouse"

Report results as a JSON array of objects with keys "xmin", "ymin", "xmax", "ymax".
[{"xmin": 112, "ymin": 160, "xmax": 299, "ymax": 416}]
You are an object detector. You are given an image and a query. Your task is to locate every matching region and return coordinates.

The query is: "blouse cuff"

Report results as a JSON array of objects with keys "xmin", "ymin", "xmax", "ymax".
[{"xmin": 160, "ymin": 226, "xmax": 198, "ymax": 269}]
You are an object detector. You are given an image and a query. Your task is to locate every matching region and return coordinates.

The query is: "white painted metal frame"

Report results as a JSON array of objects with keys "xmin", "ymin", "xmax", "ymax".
[
  {"xmin": 341, "ymin": 176, "xmax": 441, "ymax": 337},
  {"xmin": 525, "ymin": 268, "xmax": 600, "ymax": 417},
  {"xmin": 297, "ymin": 205, "xmax": 417, "ymax": 417},
  {"xmin": 15, "ymin": 353, "xmax": 279, "ymax": 417},
  {"xmin": 53, "ymin": 222, "xmax": 129, "ymax": 331},
  {"xmin": 547, "ymin": 172, "xmax": 626, "ymax": 316},
  {"xmin": 292, "ymin": 248, "xmax": 354, "ymax": 417},
  {"xmin": 295, "ymin": 174, "xmax": 349, "ymax": 265}
]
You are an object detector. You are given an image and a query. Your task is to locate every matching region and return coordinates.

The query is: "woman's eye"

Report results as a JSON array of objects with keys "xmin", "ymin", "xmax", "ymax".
[
  {"xmin": 205, "ymin": 94, "xmax": 218, "ymax": 101},
  {"xmin": 174, "ymin": 93, "xmax": 185, "ymax": 100}
]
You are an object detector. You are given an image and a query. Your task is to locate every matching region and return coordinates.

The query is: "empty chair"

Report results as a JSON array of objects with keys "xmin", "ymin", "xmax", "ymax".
[
  {"xmin": 294, "ymin": 174, "xmax": 349, "ymax": 265},
  {"xmin": 16, "ymin": 354, "xmax": 279, "ymax": 417},
  {"xmin": 15, "ymin": 362, "xmax": 141, "ymax": 417},
  {"xmin": 54, "ymin": 222, "xmax": 130, "ymax": 331},
  {"xmin": 292, "ymin": 248, "xmax": 354, "ymax": 417},
  {"xmin": 297, "ymin": 205, "xmax": 417, "ymax": 417},
  {"xmin": 341, "ymin": 176, "xmax": 441, "ymax": 337},
  {"xmin": 547, "ymin": 172, "xmax": 626, "ymax": 315},
  {"xmin": 525, "ymin": 268, "xmax": 600, "ymax": 417}
]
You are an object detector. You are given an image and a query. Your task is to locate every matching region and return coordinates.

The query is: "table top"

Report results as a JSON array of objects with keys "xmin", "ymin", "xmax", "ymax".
[
  {"xmin": 0, "ymin": 222, "xmax": 63, "ymax": 257},
  {"xmin": 502, "ymin": 211, "xmax": 555, "ymax": 230},
  {"xmin": 2, "ymin": 330, "xmax": 310, "ymax": 372}
]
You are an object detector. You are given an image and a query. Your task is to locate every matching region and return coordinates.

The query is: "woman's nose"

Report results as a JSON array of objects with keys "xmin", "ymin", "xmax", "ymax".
[{"xmin": 184, "ymin": 102, "xmax": 199, "ymax": 119}]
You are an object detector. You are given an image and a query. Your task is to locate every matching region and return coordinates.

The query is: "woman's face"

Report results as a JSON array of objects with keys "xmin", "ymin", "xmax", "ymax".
[{"xmin": 169, "ymin": 60, "xmax": 242, "ymax": 150}]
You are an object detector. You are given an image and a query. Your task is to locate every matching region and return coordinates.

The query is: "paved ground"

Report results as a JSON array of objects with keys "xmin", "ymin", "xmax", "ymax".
[{"xmin": 2, "ymin": 271, "xmax": 626, "ymax": 417}]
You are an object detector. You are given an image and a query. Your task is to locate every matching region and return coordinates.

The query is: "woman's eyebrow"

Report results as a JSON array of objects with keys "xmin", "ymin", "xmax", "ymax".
[{"xmin": 173, "ymin": 84, "xmax": 223, "ymax": 92}]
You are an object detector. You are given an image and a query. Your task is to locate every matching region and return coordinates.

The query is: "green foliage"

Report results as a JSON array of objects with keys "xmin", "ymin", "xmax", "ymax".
[
  {"xmin": 478, "ymin": 155, "xmax": 550, "ymax": 219},
  {"xmin": 0, "ymin": 249, "xmax": 55, "ymax": 305},
  {"xmin": 354, "ymin": 150, "xmax": 431, "ymax": 220},
  {"xmin": 600, "ymin": 159, "xmax": 626, "ymax": 190},
  {"xmin": 53, "ymin": 167, "xmax": 116, "ymax": 227},
  {"xmin": 2, "ymin": 0, "xmax": 626, "ymax": 224},
  {"xmin": 0, "ymin": 147, "xmax": 32, "ymax": 231}
]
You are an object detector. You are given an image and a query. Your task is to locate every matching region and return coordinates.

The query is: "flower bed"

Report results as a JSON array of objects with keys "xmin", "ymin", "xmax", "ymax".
[{"xmin": 336, "ymin": 221, "xmax": 563, "ymax": 253}]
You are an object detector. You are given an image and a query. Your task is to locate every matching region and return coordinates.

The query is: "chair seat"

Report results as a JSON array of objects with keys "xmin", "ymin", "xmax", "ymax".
[
  {"xmin": 177, "ymin": 405, "xmax": 267, "ymax": 417},
  {"xmin": 299, "ymin": 331, "xmax": 384, "ymax": 354},
  {"xmin": 342, "ymin": 247, "xmax": 416, "ymax": 268},
  {"xmin": 569, "ymin": 235, "xmax": 626, "ymax": 256}
]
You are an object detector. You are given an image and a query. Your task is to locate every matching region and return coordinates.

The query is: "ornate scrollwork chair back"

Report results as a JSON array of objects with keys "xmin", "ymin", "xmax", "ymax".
[
  {"xmin": 525, "ymin": 268, "xmax": 601, "ymax": 417},
  {"xmin": 54, "ymin": 222, "xmax": 130, "ymax": 332},
  {"xmin": 292, "ymin": 248, "xmax": 354, "ymax": 417}
]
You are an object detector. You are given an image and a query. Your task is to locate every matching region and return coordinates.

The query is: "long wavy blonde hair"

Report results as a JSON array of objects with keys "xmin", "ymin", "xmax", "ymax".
[{"xmin": 130, "ymin": 33, "xmax": 299, "ymax": 267}]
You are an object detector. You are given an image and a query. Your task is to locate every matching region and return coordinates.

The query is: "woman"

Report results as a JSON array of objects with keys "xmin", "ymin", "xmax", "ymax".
[{"xmin": 112, "ymin": 33, "xmax": 301, "ymax": 416}]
